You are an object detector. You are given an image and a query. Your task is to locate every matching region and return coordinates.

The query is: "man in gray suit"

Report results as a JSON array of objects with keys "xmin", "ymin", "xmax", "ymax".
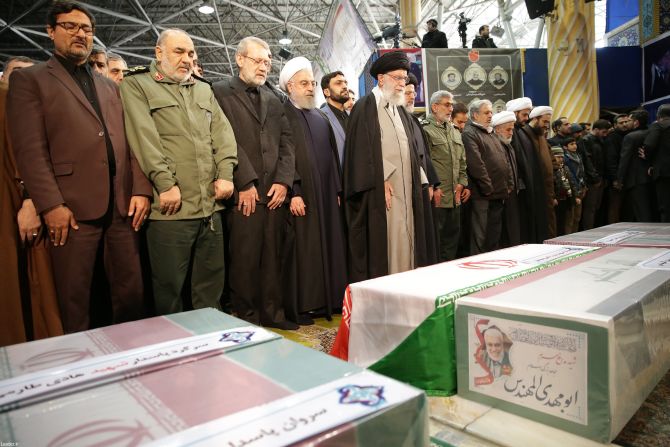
[
  {"xmin": 320, "ymin": 71, "xmax": 349, "ymax": 168},
  {"xmin": 212, "ymin": 37, "xmax": 298, "ymax": 330}
]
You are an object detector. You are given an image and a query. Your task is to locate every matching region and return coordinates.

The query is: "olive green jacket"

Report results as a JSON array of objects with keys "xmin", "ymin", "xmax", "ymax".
[
  {"xmin": 422, "ymin": 116, "xmax": 467, "ymax": 208},
  {"xmin": 120, "ymin": 61, "xmax": 237, "ymax": 220}
]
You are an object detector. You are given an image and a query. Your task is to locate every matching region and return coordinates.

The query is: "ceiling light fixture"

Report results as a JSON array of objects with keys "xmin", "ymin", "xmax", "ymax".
[
  {"xmin": 279, "ymin": 28, "xmax": 292, "ymax": 45},
  {"xmin": 198, "ymin": 1, "xmax": 214, "ymax": 14}
]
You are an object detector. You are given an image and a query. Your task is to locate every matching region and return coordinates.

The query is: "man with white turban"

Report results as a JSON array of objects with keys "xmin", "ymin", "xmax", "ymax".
[
  {"xmin": 492, "ymin": 111, "xmax": 521, "ymax": 246},
  {"xmin": 506, "ymin": 97, "xmax": 548, "ymax": 242},
  {"xmin": 524, "ymin": 106, "xmax": 557, "ymax": 238},
  {"xmin": 278, "ymin": 57, "xmax": 347, "ymax": 324},
  {"xmin": 212, "ymin": 36, "xmax": 298, "ymax": 330}
]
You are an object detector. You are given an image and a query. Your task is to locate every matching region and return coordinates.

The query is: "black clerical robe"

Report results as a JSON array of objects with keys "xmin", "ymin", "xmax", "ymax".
[
  {"xmin": 283, "ymin": 102, "xmax": 347, "ymax": 320},
  {"xmin": 343, "ymin": 93, "xmax": 435, "ymax": 282},
  {"xmin": 512, "ymin": 124, "xmax": 549, "ymax": 243}
]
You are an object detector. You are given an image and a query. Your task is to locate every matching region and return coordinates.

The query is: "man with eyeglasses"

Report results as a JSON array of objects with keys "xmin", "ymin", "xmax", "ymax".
[
  {"xmin": 212, "ymin": 37, "xmax": 298, "ymax": 330},
  {"xmin": 121, "ymin": 28, "xmax": 237, "ymax": 317},
  {"xmin": 461, "ymin": 99, "xmax": 513, "ymax": 254},
  {"xmin": 7, "ymin": 1, "xmax": 152, "ymax": 333},
  {"xmin": 422, "ymin": 90, "xmax": 468, "ymax": 261},
  {"xmin": 277, "ymin": 57, "xmax": 347, "ymax": 325},
  {"xmin": 343, "ymin": 51, "xmax": 435, "ymax": 281}
]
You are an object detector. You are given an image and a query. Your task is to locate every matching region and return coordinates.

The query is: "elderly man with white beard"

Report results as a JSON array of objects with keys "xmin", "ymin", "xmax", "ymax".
[
  {"xmin": 492, "ymin": 111, "xmax": 521, "ymax": 247},
  {"xmin": 277, "ymin": 57, "xmax": 347, "ymax": 324},
  {"xmin": 343, "ymin": 51, "xmax": 435, "ymax": 282}
]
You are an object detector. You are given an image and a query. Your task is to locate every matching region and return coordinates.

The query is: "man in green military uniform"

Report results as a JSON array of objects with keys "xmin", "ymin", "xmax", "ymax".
[
  {"xmin": 423, "ymin": 90, "xmax": 469, "ymax": 261},
  {"xmin": 120, "ymin": 28, "xmax": 237, "ymax": 314}
]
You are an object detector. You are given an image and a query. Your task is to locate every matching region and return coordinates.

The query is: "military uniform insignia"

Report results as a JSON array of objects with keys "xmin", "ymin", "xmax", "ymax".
[
  {"xmin": 124, "ymin": 65, "xmax": 150, "ymax": 77},
  {"xmin": 154, "ymin": 71, "xmax": 164, "ymax": 81}
]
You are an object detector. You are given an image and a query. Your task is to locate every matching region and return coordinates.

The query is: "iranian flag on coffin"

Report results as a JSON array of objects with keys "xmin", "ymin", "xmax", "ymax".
[
  {"xmin": 0, "ymin": 309, "xmax": 428, "ymax": 446},
  {"xmin": 336, "ymin": 244, "xmax": 596, "ymax": 396},
  {"xmin": 455, "ymin": 246, "xmax": 670, "ymax": 443},
  {"xmin": 544, "ymin": 222, "xmax": 670, "ymax": 248}
]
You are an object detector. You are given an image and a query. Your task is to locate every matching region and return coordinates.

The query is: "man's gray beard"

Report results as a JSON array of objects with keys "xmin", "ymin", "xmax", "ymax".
[
  {"xmin": 496, "ymin": 133, "xmax": 512, "ymax": 144},
  {"xmin": 293, "ymin": 94, "xmax": 316, "ymax": 110},
  {"xmin": 381, "ymin": 83, "xmax": 404, "ymax": 107},
  {"xmin": 404, "ymin": 103, "xmax": 415, "ymax": 113}
]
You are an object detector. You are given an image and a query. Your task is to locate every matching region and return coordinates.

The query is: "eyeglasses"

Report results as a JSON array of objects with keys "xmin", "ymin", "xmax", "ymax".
[
  {"xmin": 56, "ymin": 22, "xmax": 94, "ymax": 36},
  {"xmin": 290, "ymin": 80, "xmax": 317, "ymax": 88},
  {"xmin": 241, "ymin": 54, "xmax": 272, "ymax": 69},
  {"xmin": 437, "ymin": 102, "xmax": 454, "ymax": 108},
  {"xmin": 385, "ymin": 73, "xmax": 409, "ymax": 84}
]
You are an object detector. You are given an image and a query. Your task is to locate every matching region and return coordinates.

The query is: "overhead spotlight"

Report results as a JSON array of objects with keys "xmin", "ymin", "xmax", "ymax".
[
  {"xmin": 278, "ymin": 47, "xmax": 293, "ymax": 60},
  {"xmin": 490, "ymin": 25, "xmax": 505, "ymax": 38},
  {"xmin": 198, "ymin": 1, "xmax": 214, "ymax": 14},
  {"xmin": 279, "ymin": 29, "xmax": 292, "ymax": 45}
]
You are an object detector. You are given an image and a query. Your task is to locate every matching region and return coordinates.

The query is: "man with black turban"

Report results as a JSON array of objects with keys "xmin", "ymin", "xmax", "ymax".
[{"xmin": 343, "ymin": 51, "xmax": 437, "ymax": 282}]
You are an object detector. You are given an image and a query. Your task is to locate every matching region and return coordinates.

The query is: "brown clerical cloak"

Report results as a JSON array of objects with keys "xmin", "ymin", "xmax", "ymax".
[{"xmin": 0, "ymin": 82, "xmax": 62, "ymax": 346}]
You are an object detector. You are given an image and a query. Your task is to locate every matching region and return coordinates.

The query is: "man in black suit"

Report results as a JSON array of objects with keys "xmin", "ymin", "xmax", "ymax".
[
  {"xmin": 472, "ymin": 25, "xmax": 497, "ymax": 48},
  {"xmin": 421, "ymin": 19, "xmax": 448, "ymax": 48},
  {"xmin": 643, "ymin": 104, "xmax": 670, "ymax": 222},
  {"xmin": 212, "ymin": 36, "xmax": 298, "ymax": 330},
  {"xmin": 617, "ymin": 110, "xmax": 653, "ymax": 222}
]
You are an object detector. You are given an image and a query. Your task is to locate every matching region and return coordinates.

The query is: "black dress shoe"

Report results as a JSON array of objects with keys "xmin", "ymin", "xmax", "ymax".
[
  {"xmin": 265, "ymin": 320, "xmax": 299, "ymax": 330},
  {"xmin": 297, "ymin": 314, "xmax": 315, "ymax": 326}
]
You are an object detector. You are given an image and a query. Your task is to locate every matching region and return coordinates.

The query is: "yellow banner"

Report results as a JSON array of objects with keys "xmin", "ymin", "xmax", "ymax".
[{"xmin": 547, "ymin": 0, "xmax": 599, "ymax": 123}]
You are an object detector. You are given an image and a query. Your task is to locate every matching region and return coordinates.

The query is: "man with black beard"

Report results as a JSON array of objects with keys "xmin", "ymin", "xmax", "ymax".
[
  {"xmin": 278, "ymin": 57, "xmax": 347, "ymax": 324},
  {"xmin": 581, "ymin": 119, "xmax": 611, "ymax": 228},
  {"xmin": 320, "ymin": 71, "xmax": 349, "ymax": 167},
  {"xmin": 605, "ymin": 114, "xmax": 631, "ymax": 223},
  {"xmin": 421, "ymin": 19, "xmax": 448, "ymax": 48},
  {"xmin": 506, "ymin": 97, "xmax": 548, "ymax": 242},
  {"xmin": 525, "ymin": 106, "xmax": 557, "ymax": 238},
  {"xmin": 617, "ymin": 111, "xmax": 653, "ymax": 222},
  {"xmin": 344, "ymin": 51, "xmax": 434, "ymax": 281},
  {"xmin": 547, "ymin": 116, "xmax": 572, "ymax": 147},
  {"xmin": 472, "ymin": 25, "xmax": 497, "ymax": 48}
]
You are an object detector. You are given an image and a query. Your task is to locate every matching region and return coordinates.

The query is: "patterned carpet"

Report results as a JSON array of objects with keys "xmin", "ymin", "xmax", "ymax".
[
  {"xmin": 267, "ymin": 315, "xmax": 341, "ymax": 354},
  {"xmin": 614, "ymin": 370, "xmax": 670, "ymax": 447}
]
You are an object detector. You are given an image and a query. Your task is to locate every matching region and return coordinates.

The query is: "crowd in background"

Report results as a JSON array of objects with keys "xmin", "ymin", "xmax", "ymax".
[{"xmin": 1, "ymin": 1, "xmax": 669, "ymax": 348}]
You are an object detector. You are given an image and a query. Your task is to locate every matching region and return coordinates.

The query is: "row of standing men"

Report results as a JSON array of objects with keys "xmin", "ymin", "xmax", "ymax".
[{"xmin": 3, "ymin": 2, "xmax": 669, "ymax": 345}]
